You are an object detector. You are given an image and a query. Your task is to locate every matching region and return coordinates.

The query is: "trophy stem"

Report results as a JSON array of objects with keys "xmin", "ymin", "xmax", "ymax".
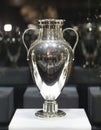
[
  {"xmin": 35, "ymin": 100, "xmax": 66, "ymax": 118},
  {"xmin": 43, "ymin": 100, "xmax": 58, "ymax": 114}
]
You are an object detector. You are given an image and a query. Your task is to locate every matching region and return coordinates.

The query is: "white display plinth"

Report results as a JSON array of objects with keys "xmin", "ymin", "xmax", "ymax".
[{"xmin": 9, "ymin": 109, "xmax": 91, "ymax": 130}]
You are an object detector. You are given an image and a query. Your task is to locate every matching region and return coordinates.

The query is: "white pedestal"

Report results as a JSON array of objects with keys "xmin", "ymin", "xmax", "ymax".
[{"xmin": 9, "ymin": 109, "xmax": 91, "ymax": 130}]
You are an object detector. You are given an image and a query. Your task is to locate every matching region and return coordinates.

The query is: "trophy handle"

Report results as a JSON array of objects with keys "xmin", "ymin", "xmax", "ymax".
[
  {"xmin": 63, "ymin": 28, "xmax": 79, "ymax": 53},
  {"xmin": 22, "ymin": 28, "xmax": 38, "ymax": 52}
]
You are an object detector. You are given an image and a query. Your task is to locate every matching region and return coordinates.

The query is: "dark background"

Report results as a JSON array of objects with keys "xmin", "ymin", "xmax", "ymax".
[{"xmin": 0, "ymin": 0, "xmax": 100, "ymax": 27}]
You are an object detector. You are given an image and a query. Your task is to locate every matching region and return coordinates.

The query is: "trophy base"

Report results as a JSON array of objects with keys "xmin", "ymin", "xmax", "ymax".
[
  {"xmin": 35, "ymin": 110, "xmax": 66, "ymax": 118},
  {"xmin": 35, "ymin": 100, "xmax": 66, "ymax": 118}
]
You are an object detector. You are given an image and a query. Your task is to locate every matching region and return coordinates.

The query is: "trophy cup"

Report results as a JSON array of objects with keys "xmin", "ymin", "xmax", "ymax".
[
  {"xmin": 22, "ymin": 19, "xmax": 78, "ymax": 118},
  {"xmin": 81, "ymin": 22, "xmax": 99, "ymax": 68},
  {"xmin": 4, "ymin": 26, "xmax": 21, "ymax": 67}
]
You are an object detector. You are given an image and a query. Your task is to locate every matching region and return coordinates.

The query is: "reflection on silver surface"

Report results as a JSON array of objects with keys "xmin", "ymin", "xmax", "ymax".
[{"xmin": 23, "ymin": 19, "xmax": 78, "ymax": 118}]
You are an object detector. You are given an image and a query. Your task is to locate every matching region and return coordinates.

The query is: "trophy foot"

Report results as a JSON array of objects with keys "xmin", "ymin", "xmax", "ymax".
[
  {"xmin": 35, "ymin": 100, "xmax": 66, "ymax": 118},
  {"xmin": 35, "ymin": 110, "xmax": 66, "ymax": 118}
]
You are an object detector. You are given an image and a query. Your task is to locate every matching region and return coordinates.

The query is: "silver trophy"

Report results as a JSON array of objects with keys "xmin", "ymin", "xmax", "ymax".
[
  {"xmin": 81, "ymin": 22, "xmax": 99, "ymax": 68},
  {"xmin": 22, "ymin": 19, "xmax": 78, "ymax": 118},
  {"xmin": 4, "ymin": 25, "xmax": 21, "ymax": 67}
]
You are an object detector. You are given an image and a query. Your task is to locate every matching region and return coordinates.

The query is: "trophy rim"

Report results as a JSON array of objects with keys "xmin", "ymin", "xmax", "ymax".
[{"xmin": 38, "ymin": 19, "xmax": 65, "ymax": 25}]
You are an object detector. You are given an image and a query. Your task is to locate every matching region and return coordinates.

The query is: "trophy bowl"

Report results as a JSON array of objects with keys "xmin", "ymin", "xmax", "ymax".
[{"xmin": 22, "ymin": 19, "xmax": 78, "ymax": 118}]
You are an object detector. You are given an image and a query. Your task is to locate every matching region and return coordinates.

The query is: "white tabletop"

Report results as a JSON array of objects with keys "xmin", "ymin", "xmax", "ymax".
[{"xmin": 9, "ymin": 109, "xmax": 91, "ymax": 130}]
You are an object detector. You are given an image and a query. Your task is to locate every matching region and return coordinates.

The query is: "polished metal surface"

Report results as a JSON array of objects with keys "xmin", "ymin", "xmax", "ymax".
[
  {"xmin": 35, "ymin": 110, "xmax": 66, "ymax": 118},
  {"xmin": 35, "ymin": 100, "xmax": 66, "ymax": 118},
  {"xmin": 22, "ymin": 19, "xmax": 78, "ymax": 118}
]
